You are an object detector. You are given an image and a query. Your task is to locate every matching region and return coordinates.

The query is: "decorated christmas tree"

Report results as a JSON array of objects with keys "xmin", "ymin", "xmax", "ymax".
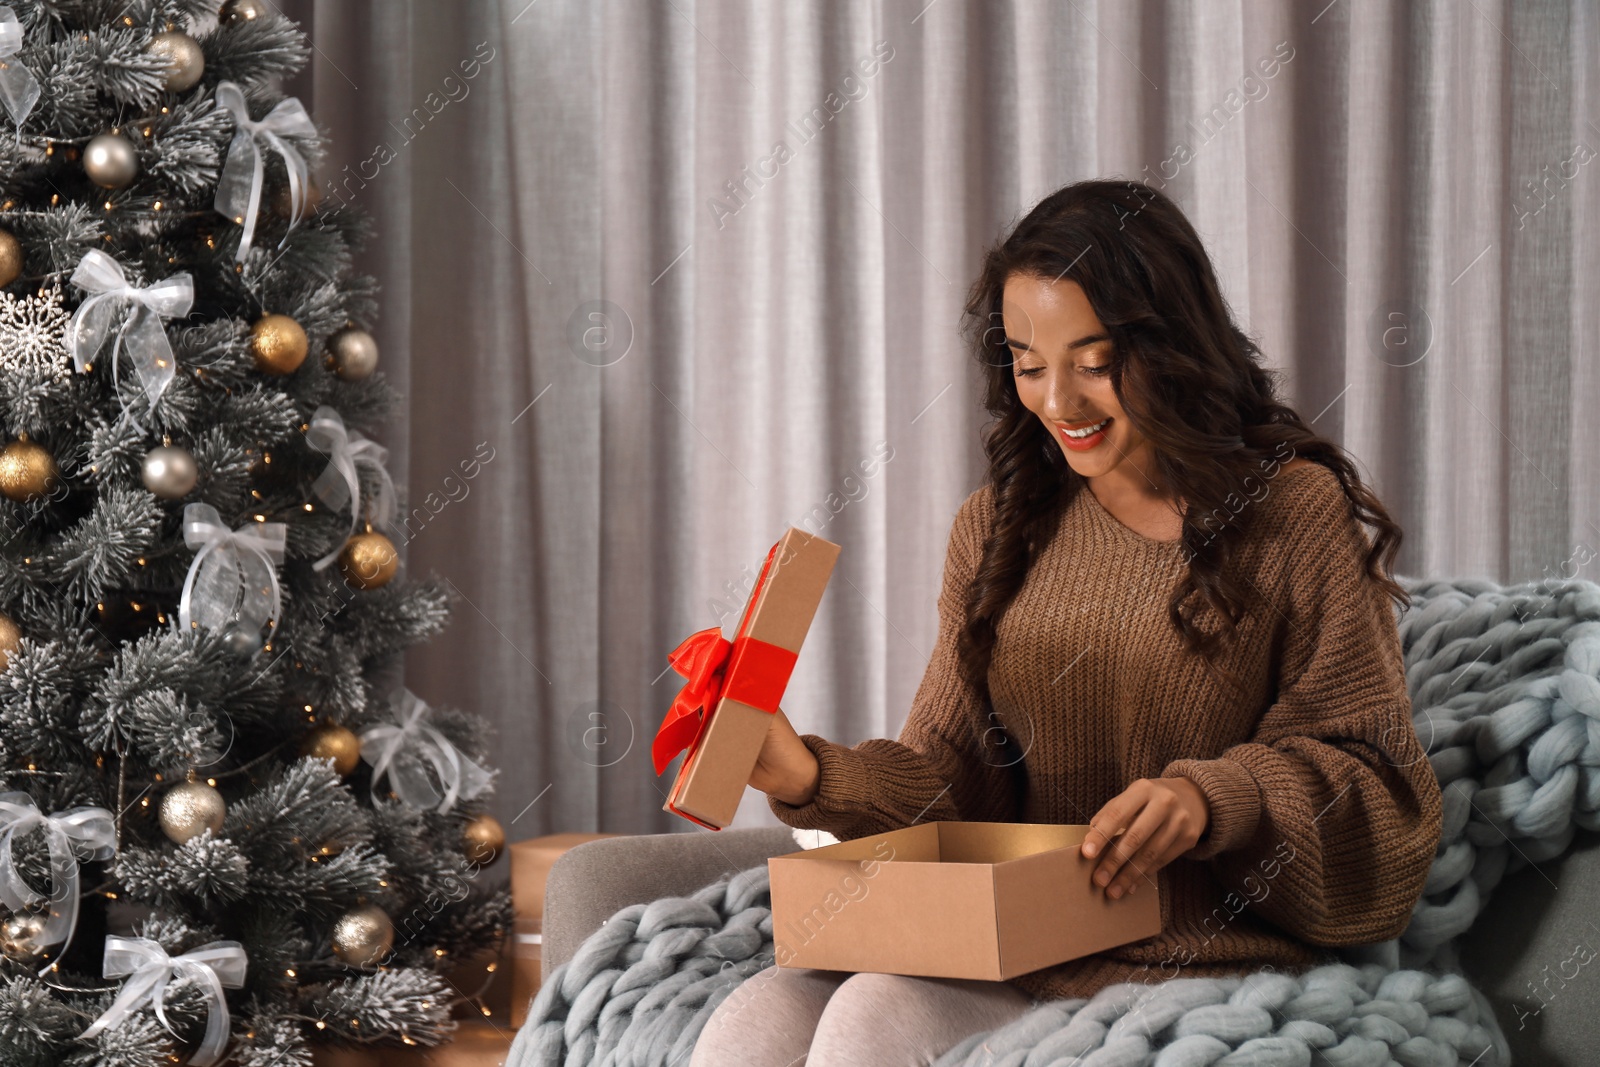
[{"xmin": 0, "ymin": 1, "xmax": 512, "ymax": 1063}]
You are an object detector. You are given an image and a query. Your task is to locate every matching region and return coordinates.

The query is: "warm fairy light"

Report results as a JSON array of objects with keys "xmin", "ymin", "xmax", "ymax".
[
  {"xmin": 402, "ymin": 1035, "xmax": 416, "ymax": 1046},
  {"xmin": 154, "ymin": 772, "xmax": 163, "ymax": 781},
  {"xmin": 27, "ymin": 763, "xmax": 35, "ymax": 771},
  {"xmin": 286, "ymin": 968, "xmax": 296, "ymax": 977},
  {"xmin": 153, "ymin": 201, "xmax": 163, "ymax": 211},
  {"xmin": 486, "ymin": 962, "xmax": 497, "ymax": 972},
  {"xmin": 137, "ymin": 557, "xmax": 146, "ymax": 565},
  {"xmin": 251, "ymin": 490, "xmax": 261, "ymax": 499},
  {"xmin": 140, "ymin": 798, "xmax": 149, "ymax": 807},
  {"xmin": 480, "ymin": 1005, "xmax": 491, "ymax": 1017},
  {"xmin": 161, "ymin": 106, "xmax": 169, "ymax": 114},
  {"xmin": 254, "ymin": 514, "xmax": 265, "ymax": 522},
  {"xmin": 142, "ymin": 126, "xmax": 152, "ymax": 137},
  {"xmin": 315, "ymin": 1021, "xmax": 325, "ymax": 1030},
  {"xmin": 379, "ymin": 880, "xmax": 388, "ymax": 887},
  {"xmin": 206, "ymin": 778, "xmax": 216, "ymax": 786},
  {"xmin": 303, "ymin": 503, "xmax": 313, "ymax": 511},
  {"xmin": 305, "ymin": 705, "xmax": 313, "ymax": 712},
  {"xmin": 434, "ymin": 948, "xmax": 446, "ymax": 957},
  {"xmin": 105, "ymin": 891, "xmax": 117, "ymax": 899},
  {"xmin": 350, "ymin": 1020, "xmax": 359, "ymax": 1028}
]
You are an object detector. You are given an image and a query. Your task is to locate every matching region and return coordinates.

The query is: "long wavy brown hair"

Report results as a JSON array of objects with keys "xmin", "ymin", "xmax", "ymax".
[{"xmin": 955, "ymin": 178, "xmax": 1408, "ymax": 756}]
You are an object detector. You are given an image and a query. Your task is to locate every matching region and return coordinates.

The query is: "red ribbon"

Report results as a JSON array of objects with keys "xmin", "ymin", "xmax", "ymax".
[{"xmin": 652, "ymin": 539, "xmax": 800, "ymax": 776}]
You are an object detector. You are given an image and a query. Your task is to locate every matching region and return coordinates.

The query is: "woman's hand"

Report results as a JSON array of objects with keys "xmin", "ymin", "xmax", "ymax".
[
  {"xmin": 1080, "ymin": 777, "xmax": 1210, "ymax": 899},
  {"xmin": 749, "ymin": 706, "xmax": 821, "ymax": 806}
]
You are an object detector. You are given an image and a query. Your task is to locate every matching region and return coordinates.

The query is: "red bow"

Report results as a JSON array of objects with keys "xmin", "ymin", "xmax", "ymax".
[{"xmin": 652, "ymin": 627, "xmax": 732, "ymax": 775}]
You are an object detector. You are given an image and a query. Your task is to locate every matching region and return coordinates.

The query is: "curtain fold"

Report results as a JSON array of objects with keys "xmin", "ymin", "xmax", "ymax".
[{"xmin": 278, "ymin": 0, "xmax": 1599, "ymax": 837}]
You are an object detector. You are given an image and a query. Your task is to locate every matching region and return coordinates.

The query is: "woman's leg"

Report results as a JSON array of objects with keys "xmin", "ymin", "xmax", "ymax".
[
  {"xmin": 806, "ymin": 972, "xmax": 1035, "ymax": 1067},
  {"xmin": 689, "ymin": 964, "xmax": 850, "ymax": 1067}
]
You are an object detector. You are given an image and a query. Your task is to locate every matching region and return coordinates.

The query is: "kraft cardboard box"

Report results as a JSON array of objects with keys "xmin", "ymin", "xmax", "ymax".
[
  {"xmin": 768, "ymin": 821, "xmax": 1163, "ymax": 981},
  {"xmin": 655, "ymin": 528, "xmax": 840, "ymax": 830},
  {"xmin": 509, "ymin": 832, "xmax": 623, "ymax": 919}
]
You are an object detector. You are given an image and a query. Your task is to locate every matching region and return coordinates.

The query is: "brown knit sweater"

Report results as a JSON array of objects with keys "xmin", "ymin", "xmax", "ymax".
[{"xmin": 768, "ymin": 461, "xmax": 1443, "ymax": 1004}]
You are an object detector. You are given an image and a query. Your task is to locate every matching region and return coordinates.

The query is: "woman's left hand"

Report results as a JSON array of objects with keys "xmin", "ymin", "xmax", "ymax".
[{"xmin": 1080, "ymin": 777, "xmax": 1210, "ymax": 899}]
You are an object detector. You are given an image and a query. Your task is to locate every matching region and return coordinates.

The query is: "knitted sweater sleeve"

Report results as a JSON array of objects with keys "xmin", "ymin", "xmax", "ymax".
[
  {"xmin": 1158, "ymin": 479, "xmax": 1443, "ymax": 945},
  {"xmin": 767, "ymin": 485, "xmax": 1023, "ymax": 839}
]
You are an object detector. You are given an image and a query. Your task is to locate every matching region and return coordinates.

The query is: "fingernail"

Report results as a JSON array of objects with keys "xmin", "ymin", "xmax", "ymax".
[
  {"xmin": 1109, "ymin": 885, "xmax": 1123, "ymax": 899},
  {"xmin": 1084, "ymin": 842, "xmax": 1097, "ymax": 858},
  {"xmin": 1095, "ymin": 870, "xmax": 1109, "ymax": 886}
]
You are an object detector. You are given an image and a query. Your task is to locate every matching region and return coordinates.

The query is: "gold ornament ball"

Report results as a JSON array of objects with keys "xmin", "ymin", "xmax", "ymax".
[
  {"xmin": 300, "ymin": 723, "xmax": 362, "ymax": 777},
  {"xmin": 332, "ymin": 904, "xmax": 394, "ymax": 967},
  {"xmin": 0, "ymin": 438, "xmax": 60, "ymax": 503},
  {"xmin": 149, "ymin": 31, "xmax": 205, "ymax": 92},
  {"xmin": 339, "ymin": 531, "xmax": 399, "ymax": 590},
  {"xmin": 326, "ymin": 327, "xmax": 379, "ymax": 381},
  {"xmin": 462, "ymin": 813, "xmax": 506, "ymax": 866},
  {"xmin": 250, "ymin": 313, "xmax": 309, "ymax": 375},
  {"xmin": 84, "ymin": 132, "xmax": 140, "ymax": 189},
  {"xmin": 159, "ymin": 780, "xmax": 226, "ymax": 844},
  {"xmin": 0, "ymin": 228, "xmax": 21, "ymax": 288},
  {"xmin": 0, "ymin": 911, "xmax": 48, "ymax": 961},
  {"xmin": 0, "ymin": 613, "xmax": 20, "ymax": 672},
  {"xmin": 220, "ymin": 0, "xmax": 268, "ymax": 23}
]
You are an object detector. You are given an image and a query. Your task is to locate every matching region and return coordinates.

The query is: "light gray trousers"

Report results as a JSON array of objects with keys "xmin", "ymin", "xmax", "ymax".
[{"xmin": 689, "ymin": 964, "xmax": 1035, "ymax": 1067}]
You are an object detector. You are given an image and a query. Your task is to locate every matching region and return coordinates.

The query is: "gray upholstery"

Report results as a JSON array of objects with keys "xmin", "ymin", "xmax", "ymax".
[
  {"xmin": 542, "ymin": 825, "xmax": 1600, "ymax": 1061},
  {"xmin": 541, "ymin": 826, "xmax": 799, "ymax": 981},
  {"xmin": 1457, "ymin": 827, "xmax": 1600, "ymax": 1065}
]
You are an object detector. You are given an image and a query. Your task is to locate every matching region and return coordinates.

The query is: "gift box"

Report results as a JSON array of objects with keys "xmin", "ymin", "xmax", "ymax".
[
  {"xmin": 309, "ymin": 1021, "xmax": 512, "ymax": 1066},
  {"xmin": 767, "ymin": 821, "xmax": 1163, "ymax": 980},
  {"xmin": 508, "ymin": 917, "xmax": 542, "ymax": 1029},
  {"xmin": 653, "ymin": 528, "xmax": 841, "ymax": 829}
]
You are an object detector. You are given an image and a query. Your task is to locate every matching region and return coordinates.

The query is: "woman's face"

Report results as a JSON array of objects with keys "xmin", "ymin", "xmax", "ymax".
[{"xmin": 1001, "ymin": 272, "xmax": 1151, "ymax": 482}]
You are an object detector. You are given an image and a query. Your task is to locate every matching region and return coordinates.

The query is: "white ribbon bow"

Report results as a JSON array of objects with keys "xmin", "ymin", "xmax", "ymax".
[
  {"xmin": 360, "ymin": 690, "xmax": 494, "ymax": 814},
  {"xmin": 213, "ymin": 80, "xmax": 317, "ymax": 264},
  {"xmin": 0, "ymin": 6, "xmax": 41, "ymax": 128},
  {"xmin": 79, "ymin": 936, "xmax": 247, "ymax": 1067},
  {"xmin": 305, "ymin": 405, "xmax": 397, "ymax": 572},
  {"xmin": 0, "ymin": 792, "xmax": 115, "ymax": 978},
  {"xmin": 178, "ymin": 502, "xmax": 287, "ymax": 637},
  {"xmin": 68, "ymin": 249, "xmax": 194, "ymax": 415}
]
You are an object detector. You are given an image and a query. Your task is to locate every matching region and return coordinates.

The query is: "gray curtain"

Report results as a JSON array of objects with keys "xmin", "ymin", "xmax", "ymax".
[{"xmin": 275, "ymin": 0, "xmax": 1600, "ymax": 840}]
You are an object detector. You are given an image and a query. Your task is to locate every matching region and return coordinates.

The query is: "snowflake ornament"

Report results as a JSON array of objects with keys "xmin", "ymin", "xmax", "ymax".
[{"xmin": 0, "ymin": 281, "xmax": 73, "ymax": 379}]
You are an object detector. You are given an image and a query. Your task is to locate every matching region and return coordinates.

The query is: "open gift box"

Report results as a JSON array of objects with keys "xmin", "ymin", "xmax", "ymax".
[{"xmin": 768, "ymin": 821, "xmax": 1163, "ymax": 981}]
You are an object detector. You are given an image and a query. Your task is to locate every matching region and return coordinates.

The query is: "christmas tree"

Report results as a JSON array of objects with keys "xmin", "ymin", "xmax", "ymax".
[{"xmin": 0, "ymin": 2, "xmax": 512, "ymax": 1063}]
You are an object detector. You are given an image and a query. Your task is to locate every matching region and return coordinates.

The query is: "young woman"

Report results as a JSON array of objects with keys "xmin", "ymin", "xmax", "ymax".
[{"xmin": 690, "ymin": 179, "xmax": 1442, "ymax": 1067}]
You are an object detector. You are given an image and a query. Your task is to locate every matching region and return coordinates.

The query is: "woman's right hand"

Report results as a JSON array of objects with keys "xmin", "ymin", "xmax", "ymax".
[{"xmin": 750, "ymin": 706, "xmax": 821, "ymax": 806}]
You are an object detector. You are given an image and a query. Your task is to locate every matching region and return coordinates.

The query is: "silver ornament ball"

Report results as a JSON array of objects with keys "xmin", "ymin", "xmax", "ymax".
[
  {"xmin": 220, "ymin": 0, "xmax": 269, "ymax": 23},
  {"xmin": 220, "ymin": 625, "xmax": 262, "ymax": 659},
  {"xmin": 327, "ymin": 327, "xmax": 379, "ymax": 381},
  {"xmin": 0, "ymin": 910, "xmax": 48, "ymax": 961},
  {"xmin": 141, "ymin": 445, "xmax": 199, "ymax": 500},
  {"xmin": 159, "ymin": 780, "xmax": 226, "ymax": 844},
  {"xmin": 149, "ymin": 31, "xmax": 206, "ymax": 93},
  {"xmin": 332, "ymin": 904, "xmax": 394, "ymax": 967},
  {"xmin": 84, "ymin": 133, "xmax": 139, "ymax": 189}
]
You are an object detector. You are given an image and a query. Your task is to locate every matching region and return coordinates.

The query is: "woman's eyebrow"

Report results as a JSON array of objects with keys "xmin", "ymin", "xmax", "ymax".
[{"xmin": 1004, "ymin": 332, "xmax": 1111, "ymax": 352}]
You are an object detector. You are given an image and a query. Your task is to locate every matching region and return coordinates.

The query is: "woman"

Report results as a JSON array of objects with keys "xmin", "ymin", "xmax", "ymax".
[{"xmin": 690, "ymin": 178, "xmax": 1442, "ymax": 1067}]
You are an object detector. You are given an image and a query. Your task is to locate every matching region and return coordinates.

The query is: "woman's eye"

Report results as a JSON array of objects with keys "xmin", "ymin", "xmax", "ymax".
[
  {"xmin": 1083, "ymin": 364, "xmax": 1111, "ymax": 376},
  {"xmin": 1015, "ymin": 365, "xmax": 1044, "ymax": 378}
]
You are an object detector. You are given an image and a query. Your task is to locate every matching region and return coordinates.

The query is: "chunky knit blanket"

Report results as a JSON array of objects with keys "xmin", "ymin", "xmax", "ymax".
[{"xmin": 509, "ymin": 576, "xmax": 1600, "ymax": 1066}]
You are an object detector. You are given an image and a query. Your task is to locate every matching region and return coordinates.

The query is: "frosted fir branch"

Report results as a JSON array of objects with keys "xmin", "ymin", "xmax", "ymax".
[
  {"xmin": 0, "ymin": 635, "xmax": 100, "ymax": 761},
  {"xmin": 222, "ymin": 757, "xmax": 378, "ymax": 871},
  {"xmin": 200, "ymin": 10, "xmax": 313, "ymax": 97},
  {"xmin": 331, "ymin": 577, "xmax": 452, "ymax": 667},
  {"xmin": 0, "ymin": 202, "xmax": 101, "ymax": 280},
  {"xmin": 302, "ymin": 968, "xmax": 457, "ymax": 1048},
  {"xmin": 231, "ymin": 1013, "xmax": 312, "ymax": 1067},
  {"xmin": 247, "ymin": 840, "xmax": 392, "ymax": 918},
  {"xmin": 59, "ymin": 1009, "xmax": 175, "ymax": 1067},
  {"xmin": 85, "ymin": 628, "xmax": 283, "ymax": 752},
  {"xmin": 138, "ymin": 92, "xmax": 233, "ymax": 197},
  {"xmin": 49, "ymin": 485, "xmax": 163, "ymax": 604},
  {"xmin": 0, "ymin": 975, "xmax": 81, "ymax": 1063},
  {"xmin": 116, "ymin": 827, "xmax": 252, "ymax": 906},
  {"xmin": 123, "ymin": 685, "xmax": 229, "ymax": 771},
  {"xmin": 0, "ymin": 362, "xmax": 84, "ymax": 439}
]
